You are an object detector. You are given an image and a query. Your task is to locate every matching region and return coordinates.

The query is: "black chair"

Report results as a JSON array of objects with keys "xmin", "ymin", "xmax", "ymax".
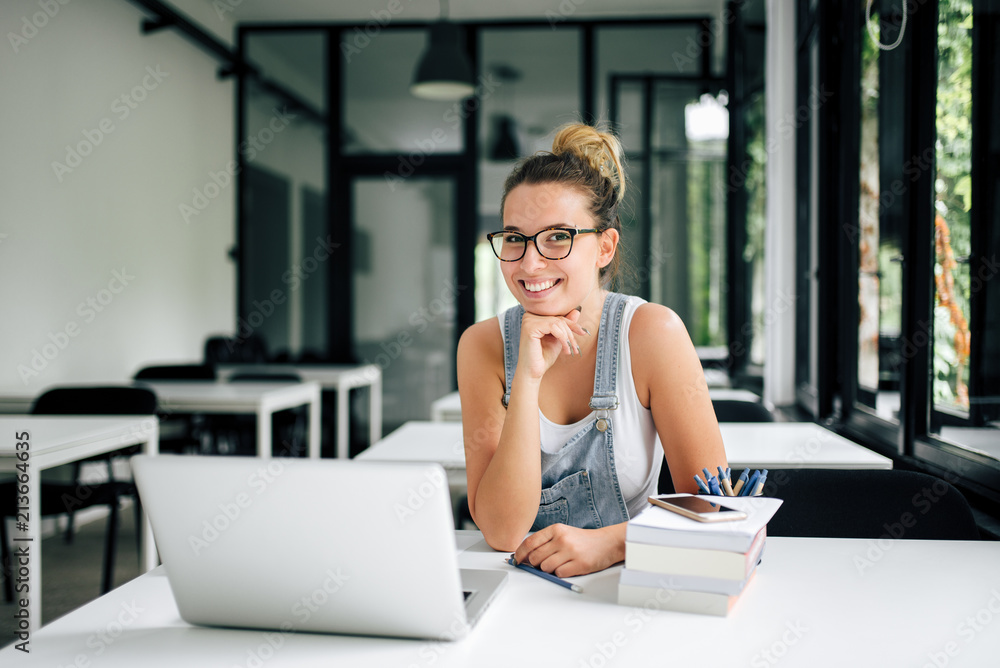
[
  {"xmin": 134, "ymin": 364, "xmax": 216, "ymax": 381},
  {"xmin": 761, "ymin": 468, "xmax": 980, "ymax": 539},
  {"xmin": 0, "ymin": 386, "xmax": 158, "ymax": 600},
  {"xmin": 227, "ymin": 372, "xmax": 308, "ymax": 457},
  {"xmin": 204, "ymin": 335, "xmax": 269, "ymax": 365},
  {"xmin": 712, "ymin": 399, "xmax": 774, "ymax": 423},
  {"xmin": 658, "ymin": 399, "xmax": 774, "ymax": 494},
  {"xmin": 133, "ymin": 364, "xmax": 217, "ymax": 453}
]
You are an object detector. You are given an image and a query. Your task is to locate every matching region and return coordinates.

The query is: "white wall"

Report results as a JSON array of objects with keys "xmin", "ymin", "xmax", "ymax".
[{"xmin": 0, "ymin": 0, "xmax": 236, "ymax": 389}]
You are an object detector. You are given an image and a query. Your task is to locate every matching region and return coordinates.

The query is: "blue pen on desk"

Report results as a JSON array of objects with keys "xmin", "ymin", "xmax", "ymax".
[
  {"xmin": 718, "ymin": 466, "xmax": 734, "ymax": 496},
  {"xmin": 707, "ymin": 476, "xmax": 722, "ymax": 496},
  {"xmin": 694, "ymin": 474, "xmax": 712, "ymax": 495},
  {"xmin": 741, "ymin": 470, "xmax": 761, "ymax": 497},
  {"xmin": 507, "ymin": 557, "xmax": 583, "ymax": 593},
  {"xmin": 753, "ymin": 469, "xmax": 768, "ymax": 496},
  {"xmin": 732, "ymin": 468, "xmax": 750, "ymax": 496}
]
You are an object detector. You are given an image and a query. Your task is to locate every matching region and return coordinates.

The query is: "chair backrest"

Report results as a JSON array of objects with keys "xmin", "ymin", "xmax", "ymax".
[
  {"xmin": 204, "ymin": 335, "xmax": 269, "ymax": 365},
  {"xmin": 659, "ymin": 399, "xmax": 773, "ymax": 493},
  {"xmin": 761, "ymin": 468, "xmax": 980, "ymax": 540},
  {"xmin": 712, "ymin": 399, "xmax": 774, "ymax": 422},
  {"xmin": 134, "ymin": 364, "xmax": 217, "ymax": 381},
  {"xmin": 32, "ymin": 386, "xmax": 158, "ymax": 415},
  {"xmin": 228, "ymin": 372, "xmax": 302, "ymax": 383}
]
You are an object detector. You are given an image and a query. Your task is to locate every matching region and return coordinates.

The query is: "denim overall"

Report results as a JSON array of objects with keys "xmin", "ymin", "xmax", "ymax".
[{"xmin": 501, "ymin": 292, "xmax": 631, "ymax": 531}]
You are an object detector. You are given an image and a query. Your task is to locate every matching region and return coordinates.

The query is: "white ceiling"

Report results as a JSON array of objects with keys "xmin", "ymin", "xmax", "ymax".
[{"xmin": 200, "ymin": 0, "xmax": 731, "ymax": 24}]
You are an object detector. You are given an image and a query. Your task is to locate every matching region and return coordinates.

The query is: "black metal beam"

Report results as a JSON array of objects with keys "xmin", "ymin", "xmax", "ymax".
[{"xmin": 125, "ymin": 0, "xmax": 327, "ymax": 125}]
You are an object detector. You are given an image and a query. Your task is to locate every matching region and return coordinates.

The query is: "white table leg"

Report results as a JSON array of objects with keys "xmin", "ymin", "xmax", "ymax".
[
  {"xmin": 370, "ymin": 373, "xmax": 382, "ymax": 445},
  {"xmin": 307, "ymin": 387, "xmax": 321, "ymax": 459},
  {"xmin": 336, "ymin": 385, "xmax": 349, "ymax": 459},
  {"xmin": 257, "ymin": 408, "xmax": 271, "ymax": 460},
  {"xmin": 140, "ymin": 423, "xmax": 159, "ymax": 573}
]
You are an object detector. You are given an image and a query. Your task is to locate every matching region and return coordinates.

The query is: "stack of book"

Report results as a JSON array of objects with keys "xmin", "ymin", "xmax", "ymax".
[{"xmin": 618, "ymin": 494, "xmax": 783, "ymax": 616}]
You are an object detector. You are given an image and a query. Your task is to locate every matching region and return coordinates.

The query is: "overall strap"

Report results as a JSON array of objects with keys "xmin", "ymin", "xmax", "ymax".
[
  {"xmin": 590, "ymin": 293, "xmax": 630, "ymax": 412},
  {"xmin": 501, "ymin": 304, "xmax": 525, "ymax": 408}
]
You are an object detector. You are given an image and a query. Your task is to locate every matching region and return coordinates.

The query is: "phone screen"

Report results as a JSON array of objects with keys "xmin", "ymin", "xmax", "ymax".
[
  {"xmin": 659, "ymin": 496, "xmax": 742, "ymax": 515},
  {"xmin": 648, "ymin": 495, "xmax": 747, "ymax": 521}
]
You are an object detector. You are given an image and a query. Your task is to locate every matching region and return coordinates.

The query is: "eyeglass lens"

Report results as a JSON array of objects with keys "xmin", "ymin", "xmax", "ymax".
[{"xmin": 492, "ymin": 229, "xmax": 575, "ymax": 260}]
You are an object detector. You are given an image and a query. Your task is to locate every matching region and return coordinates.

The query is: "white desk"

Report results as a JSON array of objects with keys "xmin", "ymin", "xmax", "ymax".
[
  {"xmin": 720, "ymin": 422, "xmax": 893, "ymax": 470},
  {"xmin": 0, "ymin": 416, "xmax": 159, "ymax": 634},
  {"xmin": 4, "ymin": 531, "xmax": 998, "ymax": 666},
  {"xmin": 219, "ymin": 364, "xmax": 382, "ymax": 459},
  {"xmin": 136, "ymin": 381, "xmax": 322, "ymax": 459},
  {"xmin": 430, "ymin": 387, "xmax": 763, "ymax": 422},
  {"xmin": 359, "ymin": 420, "xmax": 892, "ymax": 475}
]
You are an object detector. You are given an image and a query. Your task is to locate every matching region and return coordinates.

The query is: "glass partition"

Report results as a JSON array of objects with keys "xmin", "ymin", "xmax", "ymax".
[{"xmin": 241, "ymin": 30, "xmax": 329, "ymax": 360}]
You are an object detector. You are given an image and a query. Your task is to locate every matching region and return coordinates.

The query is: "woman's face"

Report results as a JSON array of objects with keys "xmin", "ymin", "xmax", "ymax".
[{"xmin": 500, "ymin": 182, "xmax": 618, "ymax": 316}]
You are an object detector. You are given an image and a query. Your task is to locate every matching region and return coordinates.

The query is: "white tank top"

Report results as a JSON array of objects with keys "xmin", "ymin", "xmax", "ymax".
[{"xmin": 500, "ymin": 296, "xmax": 662, "ymax": 518}]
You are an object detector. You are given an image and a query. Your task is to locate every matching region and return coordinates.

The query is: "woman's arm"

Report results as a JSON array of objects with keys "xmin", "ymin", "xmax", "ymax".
[
  {"xmin": 457, "ymin": 311, "xmax": 587, "ymax": 551},
  {"xmin": 629, "ymin": 303, "xmax": 729, "ymax": 492}
]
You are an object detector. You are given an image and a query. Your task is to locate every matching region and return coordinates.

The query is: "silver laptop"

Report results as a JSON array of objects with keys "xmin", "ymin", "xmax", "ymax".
[{"xmin": 131, "ymin": 455, "xmax": 506, "ymax": 640}]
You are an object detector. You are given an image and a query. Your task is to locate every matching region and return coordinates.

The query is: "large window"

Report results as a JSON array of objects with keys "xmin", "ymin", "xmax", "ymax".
[
  {"xmin": 818, "ymin": 0, "xmax": 1000, "ymax": 503},
  {"xmin": 926, "ymin": 0, "xmax": 1000, "ymax": 466}
]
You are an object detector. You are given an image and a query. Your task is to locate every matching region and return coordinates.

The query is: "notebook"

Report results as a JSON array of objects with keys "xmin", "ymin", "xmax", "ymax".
[{"xmin": 130, "ymin": 455, "xmax": 506, "ymax": 640}]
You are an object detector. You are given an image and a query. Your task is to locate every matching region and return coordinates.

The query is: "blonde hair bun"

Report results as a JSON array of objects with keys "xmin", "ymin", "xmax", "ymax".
[{"xmin": 550, "ymin": 123, "xmax": 626, "ymax": 204}]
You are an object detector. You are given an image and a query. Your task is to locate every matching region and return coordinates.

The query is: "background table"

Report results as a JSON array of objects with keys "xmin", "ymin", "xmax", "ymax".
[
  {"xmin": 721, "ymin": 422, "xmax": 893, "ymax": 470},
  {"xmin": 218, "ymin": 364, "xmax": 382, "ymax": 459},
  {"xmin": 136, "ymin": 381, "xmax": 321, "ymax": 458},
  {"xmin": 0, "ymin": 416, "xmax": 159, "ymax": 633},
  {"xmin": 4, "ymin": 531, "xmax": 997, "ymax": 665},
  {"xmin": 358, "ymin": 420, "xmax": 892, "ymax": 513},
  {"xmin": 360, "ymin": 420, "xmax": 892, "ymax": 472},
  {"xmin": 430, "ymin": 387, "xmax": 763, "ymax": 422}
]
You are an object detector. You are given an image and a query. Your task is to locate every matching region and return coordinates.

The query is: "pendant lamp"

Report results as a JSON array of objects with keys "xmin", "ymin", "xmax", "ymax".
[{"xmin": 411, "ymin": 1, "xmax": 474, "ymax": 100}]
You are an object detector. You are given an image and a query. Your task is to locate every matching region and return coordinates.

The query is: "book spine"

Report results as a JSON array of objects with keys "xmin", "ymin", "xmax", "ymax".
[
  {"xmin": 624, "ymin": 530, "xmax": 766, "ymax": 580},
  {"xmin": 625, "ymin": 524, "xmax": 761, "ymax": 553},
  {"xmin": 617, "ymin": 583, "xmax": 735, "ymax": 617},
  {"xmin": 618, "ymin": 566, "xmax": 756, "ymax": 595}
]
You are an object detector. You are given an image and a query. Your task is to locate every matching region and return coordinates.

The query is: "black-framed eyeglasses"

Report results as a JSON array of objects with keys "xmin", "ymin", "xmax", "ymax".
[{"xmin": 486, "ymin": 227, "xmax": 600, "ymax": 262}]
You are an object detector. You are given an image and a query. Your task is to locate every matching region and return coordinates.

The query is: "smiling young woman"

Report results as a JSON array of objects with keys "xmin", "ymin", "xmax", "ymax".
[{"xmin": 457, "ymin": 123, "xmax": 728, "ymax": 577}]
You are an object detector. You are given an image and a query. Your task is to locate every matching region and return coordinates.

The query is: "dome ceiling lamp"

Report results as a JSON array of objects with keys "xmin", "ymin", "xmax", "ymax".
[{"xmin": 410, "ymin": 0, "xmax": 474, "ymax": 101}]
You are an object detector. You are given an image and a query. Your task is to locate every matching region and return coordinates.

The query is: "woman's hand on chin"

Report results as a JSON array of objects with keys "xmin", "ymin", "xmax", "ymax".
[{"xmin": 516, "ymin": 308, "xmax": 589, "ymax": 380}]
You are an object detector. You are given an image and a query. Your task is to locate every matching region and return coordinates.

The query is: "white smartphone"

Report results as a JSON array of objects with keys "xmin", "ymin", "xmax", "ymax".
[{"xmin": 647, "ymin": 495, "xmax": 748, "ymax": 523}]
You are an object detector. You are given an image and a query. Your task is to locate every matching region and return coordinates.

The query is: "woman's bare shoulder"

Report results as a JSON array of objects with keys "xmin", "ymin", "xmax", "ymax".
[
  {"xmin": 629, "ymin": 301, "xmax": 691, "ymax": 347},
  {"xmin": 458, "ymin": 316, "xmax": 503, "ymax": 359}
]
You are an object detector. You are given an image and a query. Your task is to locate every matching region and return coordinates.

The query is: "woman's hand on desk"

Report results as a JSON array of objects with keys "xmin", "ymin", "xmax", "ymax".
[{"xmin": 512, "ymin": 523, "xmax": 626, "ymax": 578}]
